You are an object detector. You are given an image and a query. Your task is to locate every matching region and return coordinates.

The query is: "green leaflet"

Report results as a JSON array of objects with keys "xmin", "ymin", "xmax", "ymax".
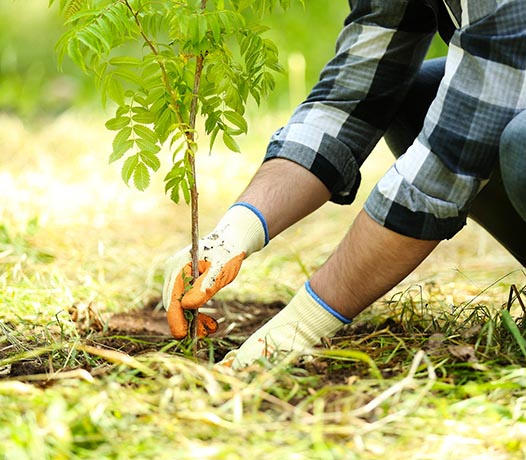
[
  {"xmin": 121, "ymin": 154, "xmax": 139, "ymax": 186},
  {"xmin": 133, "ymin": 162, "xmax": 151, "ymax": 192}
]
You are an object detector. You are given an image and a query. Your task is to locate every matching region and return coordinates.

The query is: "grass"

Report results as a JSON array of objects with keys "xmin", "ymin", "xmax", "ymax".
[{"xmin": 1, "ymin": 112, "xmax": 526, "ymax": 459}]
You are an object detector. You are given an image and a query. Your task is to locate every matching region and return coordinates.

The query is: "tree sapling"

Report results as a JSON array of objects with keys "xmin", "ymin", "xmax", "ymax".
[{"xmin": 50, "ymin": 0, "xmax": 299, "ymax": 345}]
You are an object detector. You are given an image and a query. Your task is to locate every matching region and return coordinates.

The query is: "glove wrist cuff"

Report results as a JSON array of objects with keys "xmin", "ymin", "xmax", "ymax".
[
  {"xmin": 223, "ymin": 283, "xmax": 349, "ymax": 369},
  {"xmin": 304, "ymin": 281, "xmax": 352, "ymax": 325},
  {"xmin": 291, "ymin": 283, "xmax": 350, "ymax": 341},
  {"xmin": 214, "ymin": 202, "xmax": 268, "ymax": 256},
  {"xmin": 231, "ymin": 202, "xmax": 269, "ymax": 246}
]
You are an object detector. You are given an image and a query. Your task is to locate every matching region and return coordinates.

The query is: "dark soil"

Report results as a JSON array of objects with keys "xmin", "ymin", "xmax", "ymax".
[
  {"xmin": 93, "ymin": 297, "xmax": 287, "ymax": 358},
  {"xmin": 0, "ymin": 298, "xmax": 287, "ymax": 381},
  {"xmin": 99, "ymin": 297, "xmax": 284, "ymax": 335},
  {"xmin": 86, "ymin": 298, "xmax": 392, "ymax": 385},
  {"xmin": 0, "ymin": 297, "xmax": 430, "ymax": 385}
]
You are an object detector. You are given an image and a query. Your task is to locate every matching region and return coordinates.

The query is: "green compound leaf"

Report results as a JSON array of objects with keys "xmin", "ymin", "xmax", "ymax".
[
  {"xmin": 223, "ymin": 110, "xmax": 248, "ymax": 134},
  {"xmin": 52, "ymin": 0, "xmax": 298, "ymax": 204},
  {"xmin": 140, "ymin": 151, "xmax": 161, "ymax": 172},
  {"xmin": 110, "ymin": 139, "xmax": 134, "ymax": 163},
  {"xmin": 112, "ymin": 126, "xmax": 132, "ymax": 148},
  {"xmin": 136, "ymin": 138, "xmax": 161, "ymax": 154}
]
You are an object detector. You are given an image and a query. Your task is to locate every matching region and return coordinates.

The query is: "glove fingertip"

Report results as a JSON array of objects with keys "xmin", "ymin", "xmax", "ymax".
[
  {"xmin": 182, "ymin": 254, "xmax": 245, "ymax": 309},
  {"xmin": 198, "ymin": 313, "xmax": 218, "ymax": 335},
  {"xmin": 196, "ymin": 315, "xmax": 218, "ymax": 338},
  {"xmin": 213, "ymin": 253, "xmax": 245, "ymax": 290},
  {"xmin": 166, "ymin": 302, "xmax": 188, "ymax": 339},
  {"xmin": 217, "ymin": 350, "xmax": 237, "ymax": 369}
]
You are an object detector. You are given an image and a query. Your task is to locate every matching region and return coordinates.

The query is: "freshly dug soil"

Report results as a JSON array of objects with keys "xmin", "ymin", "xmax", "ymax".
[
  {"xmin": 1, "ymin": 298, "xmax": 410, "ymax": 385},
  {"xmin": 0, "ymin": 298, "xmax": 285, "ymax": 382},
  {"xmin": 97, "ymin": 297, "xmax": 286, "ymax": 360},
  {"xmin": 107, "ymin": 297, "xmax": 285, "ymax": 338}
]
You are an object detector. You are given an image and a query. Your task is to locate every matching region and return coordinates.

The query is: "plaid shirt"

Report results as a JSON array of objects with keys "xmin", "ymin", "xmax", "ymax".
[{"xmin": 265, "ymin": 0, "xmax": 526, "ymax": 240}]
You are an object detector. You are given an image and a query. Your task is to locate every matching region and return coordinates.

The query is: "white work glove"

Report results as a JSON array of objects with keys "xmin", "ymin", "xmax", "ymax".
[
  {"xmin": 163, "ymin": 202, "xmax": 268, "ymax": 339},
  {"xmin": 219, "ymin": 281, "xmax": 352, "ymax": 369}
]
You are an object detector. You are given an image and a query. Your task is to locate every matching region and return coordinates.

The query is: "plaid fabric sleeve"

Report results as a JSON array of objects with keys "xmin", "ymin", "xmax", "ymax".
[
  {"xmin": 365, "ymin": 0, "xmax": 526, "ymax": 240},
  {"xmin": 264, "ymin": 0, "xmax": 436, "ymax": 204}
]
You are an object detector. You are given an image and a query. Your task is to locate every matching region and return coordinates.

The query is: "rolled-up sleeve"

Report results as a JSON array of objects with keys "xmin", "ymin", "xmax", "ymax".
[
  {"xmin": 365, "ymin": 0, "xmax": 526, "ymax": 239},
  {"xmin": 265, "ymin": 0, "xmax": 436, "ymax": 204}
]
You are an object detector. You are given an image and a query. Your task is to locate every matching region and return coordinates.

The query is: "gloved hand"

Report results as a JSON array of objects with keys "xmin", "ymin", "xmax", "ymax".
[
  {"xmin": 164, "ymin": 259, "xmax": 222, "ymax": 338},
  {"xmin": 163, "ymin": 203, "xmax": 268, "ymax": 339},
  {"xmin": 219, "ymin": 281, "xmax": 352, "ymax": 369}
]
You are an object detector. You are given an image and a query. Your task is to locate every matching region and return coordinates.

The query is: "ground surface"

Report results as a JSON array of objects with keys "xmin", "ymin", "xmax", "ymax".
[
  {"xmin": 2, "ymin": 114, "xmax": 526, "ymax": 460},
  {"xmin": 77, "ymin": 297, "xmax": 285, "ymax": 362}
]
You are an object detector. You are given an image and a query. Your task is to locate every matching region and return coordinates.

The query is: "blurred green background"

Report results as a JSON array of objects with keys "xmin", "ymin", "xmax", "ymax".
[{"xmin": 0, "ymin": 0, "xmax": 447, "ymax": 120}]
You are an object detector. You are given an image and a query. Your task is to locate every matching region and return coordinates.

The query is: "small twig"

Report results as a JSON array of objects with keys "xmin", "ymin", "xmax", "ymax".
[
  {"xmin": 507, "ymin": 284, "xmax": 514, "ymax": 311},
  {"xmin": 512, "ymin": 284, "xmax": 526, "ymax": 315},
  {"xmin": 187, "ymin": 54, "xmax": 205, "ymax": 351},
  {"xmin": 122, "ymin": 0, "xmax": 185, "ymax": 128}
]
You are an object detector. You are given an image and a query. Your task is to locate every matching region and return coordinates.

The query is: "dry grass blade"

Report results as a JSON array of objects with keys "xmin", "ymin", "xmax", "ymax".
[
  {"xmin": 313, "ymin": 348, "xmax": 383, "ymax": 380},
  {"xmin": 5, "ymin": 368, "xmax": 94, "ymax": 383},
  {"xmin": 75, "ymin": 344, "xmax": 155, "ymax": 377},
  {"xmin": 349, "ymin": 350, "xmax": 435, "ymax": 418},
  {"xmin": 0, "ymin": 346, "xmax": 55, "ymax": 368},
  {"xmin": 508, "ymin": 283, "xmax": 526, "ymax": 314}
]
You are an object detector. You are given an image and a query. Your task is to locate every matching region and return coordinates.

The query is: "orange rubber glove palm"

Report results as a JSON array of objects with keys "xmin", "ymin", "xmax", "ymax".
[{"xmin": 163, "ymin": 203, "xmax": 268, "ymax": 339}]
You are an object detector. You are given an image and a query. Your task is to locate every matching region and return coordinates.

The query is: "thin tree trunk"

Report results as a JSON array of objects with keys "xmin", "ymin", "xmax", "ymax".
[
  {"xmin": 186, "ymin": 0, "xmax": 208, "ymax": 353},
  {"xmin": 187, "ymin": 53, "xmax": 205, "ymax": 352},
  {"xmin": 126, "ymin": 0, "xmax": 207, "ymax": 354}
]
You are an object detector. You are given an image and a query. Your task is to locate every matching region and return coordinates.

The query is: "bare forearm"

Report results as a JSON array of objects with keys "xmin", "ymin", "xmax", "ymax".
[
  {"xmin": 311, "ymin": 210, "xmax": 440, "ymax": 319},
  {"xmin": 238, "ymin": 160, "xmax": 439, "ymax": 320},
  {"xmin": 237, "ymin": 158, "xmax": 331, "ymax": 239}
]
